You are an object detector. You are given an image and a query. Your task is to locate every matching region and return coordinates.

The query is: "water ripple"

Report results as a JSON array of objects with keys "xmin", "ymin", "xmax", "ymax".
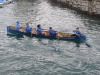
[{"xmin": 0, "ymin": 0, "xmax": 100, "ymax": 75}]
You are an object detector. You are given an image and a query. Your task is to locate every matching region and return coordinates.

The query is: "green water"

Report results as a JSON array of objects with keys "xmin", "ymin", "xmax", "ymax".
[{"xmin": 0, "ymin": 0, "xmax": 100, "ymax": 75}]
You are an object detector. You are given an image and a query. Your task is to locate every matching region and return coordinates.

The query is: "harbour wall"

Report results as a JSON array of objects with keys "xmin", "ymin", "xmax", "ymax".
[{"xmin": 51, "ymin": 0, "xmax": 100, "ymax": 16}]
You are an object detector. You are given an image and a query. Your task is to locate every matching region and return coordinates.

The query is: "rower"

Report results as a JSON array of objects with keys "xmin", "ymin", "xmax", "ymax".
[
  {"xmin": 15, "ymin": 21, "xmax": 20, "ymax": 31},
  {"xmin": 25, "ymin": 23, "xmax": 32, "ymax": 33},
  {"xmin": 25, "ymin": 23, "xmax": 37, "ymax": 34},
  {"xmin": 73, "ymin": 27, "xmax": 82, "ymax": 36},
  {"xmin": 15, "ymin": 21, "xmax": 25, "ymax": 32},
  {"xmin": 49, "ymin": 27, "xmax": 63, "ymax": 37},
  {"xmin": 37, "ymin": 24, "xmax": 48, "ymax": 36}
]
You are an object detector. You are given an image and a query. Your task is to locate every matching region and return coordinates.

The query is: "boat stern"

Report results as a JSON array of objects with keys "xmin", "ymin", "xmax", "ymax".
[{"xmin": 7, "ymin": 26, "xmax": 17, "ymax": 34}]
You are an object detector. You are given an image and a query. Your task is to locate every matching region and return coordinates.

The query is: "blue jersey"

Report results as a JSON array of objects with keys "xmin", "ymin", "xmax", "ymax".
[
  {"xmin": 26, "ymin": 26, "xmax": 32, "ymax": 33},
  {"xmin": 49, "ymin": 29, "xmax": 56, "ymax": 36},
  {"xmin": 15, "ymin": 21, "xmax": 20, "ymax": 31},
  {"xmin": 73, "ymin": 30, "xmax": 81, "ymax": 36},
  {"xmin": 37, "ymin": 27, "xmax": 42, "ymax": 34}
]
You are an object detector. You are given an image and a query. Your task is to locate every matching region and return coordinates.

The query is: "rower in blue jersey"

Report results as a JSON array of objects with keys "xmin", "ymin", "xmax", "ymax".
[
  {"xmin": 49, "ymin": 27, "xmax": 63, "ymax": 37},
  {"xmin": 25, "ymin": 23, "xmax": 32, "ymax": 33},
  {"xmin": 37, "ymin": 24, "xmax": 48, "ymax": 36},
  {"xmin": 49, "ymin": 27, "xmax": 56, "ymax": 36},
  {"xmin": 15, "ymin": 21, "xmax": 20, "ymax": 31},
  {"xmin": 73, "ymin": 27, "xmax": 82, "ymax": 36},
  {"xmin": 37, "ymin": 24, "xmax": 42, "ymax": 34}
]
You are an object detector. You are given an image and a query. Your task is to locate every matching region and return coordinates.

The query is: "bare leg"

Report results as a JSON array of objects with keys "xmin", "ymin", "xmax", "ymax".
[
  {"xmin": 56, "ymin": 32, "xmax": 63, "ymax": 37},
  {"xmin": 42, "ymin": 31, "xmax": 49, "ymax": 36},
  {"xmin": 19, "ymin": 28, "xmax": 26, "ymax": 32},
  {"xmin": 32, "ymin": 30, "xmax": 37, "ymax": 34}
]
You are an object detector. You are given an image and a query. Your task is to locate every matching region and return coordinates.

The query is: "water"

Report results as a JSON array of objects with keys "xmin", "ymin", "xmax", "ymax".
[{"xmin": 0, "ymin": 0, "xmax": 100, "ymax": 75}]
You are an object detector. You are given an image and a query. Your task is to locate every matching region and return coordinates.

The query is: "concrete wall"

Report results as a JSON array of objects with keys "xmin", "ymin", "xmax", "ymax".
[{"xmin": 52, "ymin": 0, "xmax": 100, "ymax": 16}]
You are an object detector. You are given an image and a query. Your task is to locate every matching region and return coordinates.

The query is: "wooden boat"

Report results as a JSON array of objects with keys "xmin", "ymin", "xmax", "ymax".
[{"xmin": 7, "ymin": 26, "xmax": 86, "ymax": 41}]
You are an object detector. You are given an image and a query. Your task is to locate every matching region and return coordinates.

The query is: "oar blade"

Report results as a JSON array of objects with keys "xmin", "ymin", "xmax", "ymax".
[
  {"xmin": 85, "ymin": 42, "xmax": 91, "ymax": 47},
  {"xmin": 78, "ymin": 35, "xmax": 91, "ymax": 47}
]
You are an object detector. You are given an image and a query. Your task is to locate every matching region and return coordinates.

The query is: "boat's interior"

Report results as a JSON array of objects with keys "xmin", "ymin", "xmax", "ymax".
[{"xmin": 8, "ymin": 26, "xmax": 74, "ymax": 37}]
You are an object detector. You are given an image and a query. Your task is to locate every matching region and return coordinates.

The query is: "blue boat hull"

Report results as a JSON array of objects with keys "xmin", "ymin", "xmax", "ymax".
[{"xmin": 7, "ymin": 26, "xmax": 86, "ymax": 41}]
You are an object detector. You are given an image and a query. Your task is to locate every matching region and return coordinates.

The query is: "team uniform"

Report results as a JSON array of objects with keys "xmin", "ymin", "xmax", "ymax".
[
  {"xmin": 37, "ymin": 27, "xmax": 42, "ymax": 35},
  {"xmin": 49, "ymin": 29, "xmax": 56, "ymax": 36},
  {"xmin": 15, "ymin": 21, "xmax": 20, "ymax": 31},
  {"xmin": 26, "ymin": 26, "xmax": 32, "ymax": 33},
  {"xmin": 73, "ymin": 30, "xmax": 81, "ymax": 36}
]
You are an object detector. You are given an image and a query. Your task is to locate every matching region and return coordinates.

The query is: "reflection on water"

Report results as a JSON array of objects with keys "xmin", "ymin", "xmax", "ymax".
[
  {"xmin": 7, "ymin": 34, "xmax": 24, "ymax": 39},
  {"xmin": 0, "ymin": 0, "xmax": 100, "ymax": 75}
]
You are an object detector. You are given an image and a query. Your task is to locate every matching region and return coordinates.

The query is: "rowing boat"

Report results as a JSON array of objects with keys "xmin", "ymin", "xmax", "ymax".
[{"xmin": 7, "ymin": 26, "xmax": 86, "ymax": 41}]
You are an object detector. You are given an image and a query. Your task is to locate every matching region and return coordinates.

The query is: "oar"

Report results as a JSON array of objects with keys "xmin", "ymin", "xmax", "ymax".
[
  {"xmin": 30, "ymin": 25, "xmax": 33, "ymax": 38},
  {"xmin": 56, "ymin": 37, "xmax": 60, "ymax": 51},
  {"xmin": 73, "ymin": 30, "xmax": 91, "ymax": 47},
  {"xmin": 31, "ymin": 32, "xmax": 32, "ymax": 38},
  {"xmin": 78, "ymin": 35, "xmax": 91, "ymax": 47}
]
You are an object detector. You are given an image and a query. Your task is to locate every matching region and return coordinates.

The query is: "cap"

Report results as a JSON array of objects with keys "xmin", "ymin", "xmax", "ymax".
[{"xmin": 16, "ymin": 21, "xmax": 20, "ymax": 23}]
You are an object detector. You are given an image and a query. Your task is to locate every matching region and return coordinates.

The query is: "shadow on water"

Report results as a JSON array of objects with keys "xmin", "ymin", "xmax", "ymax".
[
  {"xmin": 74, "ymin": 41, "xmax": 82, "ymax": 47},
  {"xmin": 36, "ymin": 36, "xmax": 84, "ymax": 48},
  {"xmin": 7, "ymin": 34, "xmax": 24, "ymax": 40}
]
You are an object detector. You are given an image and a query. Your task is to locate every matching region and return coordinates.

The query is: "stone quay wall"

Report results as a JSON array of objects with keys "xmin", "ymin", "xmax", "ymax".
[{"xmin": 51, "ymin": 0, "xmax": 100, "ymax": 16}]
